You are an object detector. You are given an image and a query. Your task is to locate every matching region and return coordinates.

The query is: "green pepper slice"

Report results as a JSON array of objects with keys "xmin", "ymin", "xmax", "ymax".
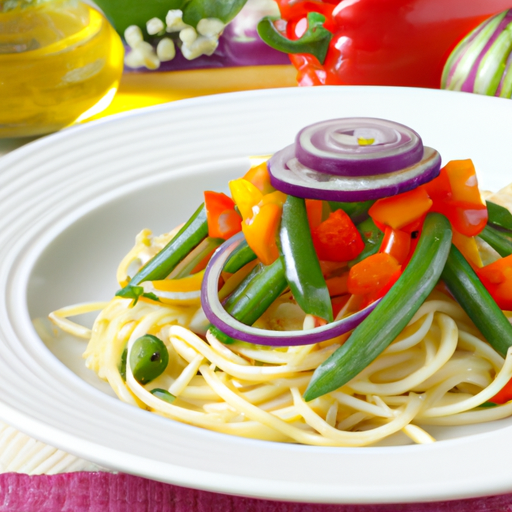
[{"xmin": 304, "ymin": 213, "xmax": 452, "ymax": 401}]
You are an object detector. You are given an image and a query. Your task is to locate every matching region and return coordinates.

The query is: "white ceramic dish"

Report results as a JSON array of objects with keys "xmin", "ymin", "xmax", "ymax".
[{"xmin": 1, "ymin": 86, "xmax": 512, "ymax": 504}]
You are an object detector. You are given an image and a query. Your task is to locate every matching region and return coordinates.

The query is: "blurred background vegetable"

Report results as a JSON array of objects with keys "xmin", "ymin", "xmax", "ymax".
[
  {"xmin": 442, "ymin": 9, "xmax": 512, "ymax": 98},
  {"xmin": 258, "ymin": 0, "xmax": 512, "ymax": 88}
]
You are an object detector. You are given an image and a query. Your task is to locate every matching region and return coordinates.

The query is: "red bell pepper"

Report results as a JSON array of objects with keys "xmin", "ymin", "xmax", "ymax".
[
  {"xmin": 311, "ymin": 208, "xmax": 364, "ymax": 262},
  {"xmin": 347, "ymin": 253, "xmax": 401, "ymax": 296},
  {"xmin": 379, "ymin": 227, "xmax": 411, "ymax": 265},
  {"xmin": 204, "ymin": 191, "xmax": 242, "ymax": 240},
  {"xmin": 424, "ymin": 160, "xmax": 488, "ymax": 237},
  {"xmin": 259, "ymin": 0, "xmax": 511, "ymax": 88},
  {"xmin": 476, "ymin": 255, "xmax": 512, "ymax": 311}
]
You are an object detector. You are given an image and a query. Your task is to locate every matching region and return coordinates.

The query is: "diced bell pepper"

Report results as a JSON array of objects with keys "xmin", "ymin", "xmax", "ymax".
[
  {"xmin": 312, "ymin": 209, "xmax": 364, "ymax": 262},
  {"xmin": 379, "ymin": 227, "xmax": 411, "ymax": 265},
  {"xmin": 243, "ymin": 161, "xmax": 275, "ymax": 195},
  {"xmin": 369, "ymin": 187, "xmax": 432, "ymax": 231},
  {"xmin": 204, "ymin": 191, "xmax": 241, "ymax": 240},
  {"xmin": 476, "ymin": 255, "xmax": 512, "ymax": 310},
  {"xmin": 424, "ymin": 160, "xmax": 487, "ymax": 236},
  {"xmin": 347, "ymin": 252, "xmax": 401, "ymax": 296}
]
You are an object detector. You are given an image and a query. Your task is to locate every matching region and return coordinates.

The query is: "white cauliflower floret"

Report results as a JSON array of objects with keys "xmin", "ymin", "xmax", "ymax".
[
  {"xmin": 165, "ymin": 9, "xmax": 190, "ymax": 33},
  {"xmin": 181, "ymin": 34, "xmax": 219, "ymax": 60},
  {"xmin": 146, "ymin": 17, "xmax": 165, "ymax": 35}
]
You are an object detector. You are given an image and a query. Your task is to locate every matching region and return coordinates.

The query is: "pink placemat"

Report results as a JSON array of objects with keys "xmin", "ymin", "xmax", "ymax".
[{"xmin": 0, "ymin": 472, "xmax": 511, "ymax": 512}]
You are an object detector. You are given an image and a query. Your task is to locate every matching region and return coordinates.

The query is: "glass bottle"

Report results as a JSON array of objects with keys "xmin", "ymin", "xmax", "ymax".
[{"xmin": 0, "ymin": 0, "xmax": 124, "ymax": 137}]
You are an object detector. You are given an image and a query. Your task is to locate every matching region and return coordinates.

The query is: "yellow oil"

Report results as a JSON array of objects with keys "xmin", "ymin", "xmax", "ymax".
[{"xmin": 0, "ymin": 0, "xmax": 124, "ymax": 137}]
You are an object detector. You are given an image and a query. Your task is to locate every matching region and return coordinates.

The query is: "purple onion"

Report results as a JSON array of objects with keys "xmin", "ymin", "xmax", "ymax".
[
  {"xmin": 268, "ymin": 144, "xmax": 441, "ymax": 202},
  {"xmin": 201, "ymin": 233, "xmax": 380, "ymax": 347},
  {"xmin": 295, "ymin": 118, "xmax": 424, "ymax": 177},
  {"xmin": 442, "ymin": 9, "xmax": 512, "ymax": 97}
]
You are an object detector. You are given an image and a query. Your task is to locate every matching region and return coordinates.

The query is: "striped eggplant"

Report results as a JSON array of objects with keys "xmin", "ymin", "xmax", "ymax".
[{"xmin": 442, "ymin": 9, "xmax": 512, "ymax": 98}]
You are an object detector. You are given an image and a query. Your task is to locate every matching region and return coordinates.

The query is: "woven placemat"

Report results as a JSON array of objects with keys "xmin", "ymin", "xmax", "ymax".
[{"xmin": 0, "ymin": 472, "xmax": 511, "ymax": 512}]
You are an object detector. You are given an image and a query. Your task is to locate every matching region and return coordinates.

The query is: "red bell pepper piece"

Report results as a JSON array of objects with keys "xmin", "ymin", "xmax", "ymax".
[
  {"xmin": 347, "ymin": 253, "xmax": 401, "ymax": 296},
  {"xmin": 204, "ymin": 191, "xmax": 241, "ymax": 240},
  {"xmin": 305, "ymin": 198, "xmax": 323, "ymax": 230},
  {"xmin": 379, "ymin": 227, "xmax": 411, "ymax": 265},
  {"xmin": 425, "ymin": 160, "xmax": 487, "ymax": 236},
  {"xmin": 490, "ymin": 378, "xmax": 512, "ymax": 404},
  {"xmin": 476, "ymin": 256, "xmax": 512, "ymax": 311},
  {"xmin": 311, "ymin": 209, "xmax": 364, "ymax": 262},
  {"xmin": 261, "ymin": 0, "xmax": 511, "ymax": 88}
]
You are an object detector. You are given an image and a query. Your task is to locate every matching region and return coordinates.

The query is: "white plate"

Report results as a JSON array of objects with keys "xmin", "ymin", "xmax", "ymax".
[{"xmin": 1, "ymin": 86, "xmax": 512, "ymax": 504}]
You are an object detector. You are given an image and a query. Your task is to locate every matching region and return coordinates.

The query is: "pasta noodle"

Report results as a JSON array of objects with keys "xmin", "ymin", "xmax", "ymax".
[{"xmin": 48, "ymin": 179, "xmax": 512, "ymax": 447}]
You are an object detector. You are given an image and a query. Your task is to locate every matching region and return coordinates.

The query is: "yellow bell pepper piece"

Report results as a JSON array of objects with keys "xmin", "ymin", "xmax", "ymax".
[
  {"xmin": 452, "ymin": 230, "xmax": 483, "ymax": 268},
  {"xmin": 150, "ymin": 271, "xmax": 204, "ymax": 306},
  {"xmin": 229, "ymin": 178, "xmax": 263, "ymax": 220}
]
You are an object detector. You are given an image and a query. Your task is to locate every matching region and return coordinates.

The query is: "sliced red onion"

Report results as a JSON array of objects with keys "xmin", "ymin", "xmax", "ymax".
[
  {"xmin": 295, "ymin": 118, "xmax": 424, "ymax": 177},
  {"xmin": 268, "ymin": 143, "xmax": 441, "ymax": 202},
  {"xmin": 201, "ymin": 233, "xmax": 380, "ymax": 346},
  {"xmin": 442, "ymin": 9, "xmax": 512, "ymax": 97}
]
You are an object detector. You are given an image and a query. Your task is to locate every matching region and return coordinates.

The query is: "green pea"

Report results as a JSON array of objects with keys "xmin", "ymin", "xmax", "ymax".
[
  {"xmin": 150, "ymin": 388, "xmax": 176, "ymax": 404},
  {"xmin": 129, "ymin": 334, "xmax": 169, "ymax": 384}
]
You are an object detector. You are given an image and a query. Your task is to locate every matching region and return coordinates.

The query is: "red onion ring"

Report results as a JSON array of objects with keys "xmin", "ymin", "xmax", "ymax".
[
  {"xmin": 295, "ymin": 118, "xmax": 424, "ymax": 176},
  {"xmin": 201, "ymin": 233, "xmax": 380, "ymax": 347},
  {"xmin": 268, "ymin": 143, "xmax": 441, "ymax": 201}
]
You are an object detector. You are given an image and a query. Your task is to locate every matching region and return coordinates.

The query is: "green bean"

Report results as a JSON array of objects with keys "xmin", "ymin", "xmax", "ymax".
[
  {"xmin": 223, "ymin": 262, "xmax": 266, "ymax": 311},
  {"xmin": 124, "ymin": 203, "xmax": 208, "ymax": 288},
  {"xmin": 478, "ymin": 224, "xmax": 512, "ymax": 257},
  {"xmin": 328, "ymin": 199, "xmax": 376, "ymax": 224},
  {"xmin": 487, "ymin": 200, "xmax": 512, "ymax": 232},
  {"xmin": 129, "ymin": 335, "xmax": 169, "ymax": 384},
  {"xmin": 211, "ymin": 257, "xmax": 288, "ymax": 344},
  {"xmin": 441, "ymin": 245, "xmax": 512, "ymax": 357},
  {"xmin": 280, "ymin": 195, "xmax": 333, "ymax": 322},
  {"xmin": 348, "ymin": 218, "xmax": 384, "ymax": 268},
  {"xmin": 223, "ymin": 239, "xmax": 257, "ymax": 273},
  {"xmin": 304, "ymin": 213, "xmax": 452, "ymax": 401}
]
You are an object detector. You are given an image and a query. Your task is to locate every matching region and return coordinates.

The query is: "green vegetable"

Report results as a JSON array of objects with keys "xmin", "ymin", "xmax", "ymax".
[
  {"xmin": 119, "ymin": 347, "xmax": 127, "ymax": 380},
  {"xmin": 182, "ymin": 0, "xmax": 248, "ymax": 28},
  {"xmin": 280, "ymin": 195, "xmax": 333, "ymax": 323},
  {"xmin": 441, "ymin": 245, "xmax": 512, "ymax": 358},
  {"xmin": 212, "ymin": 257, "xmax": 288, "ymax": 344},
  {"xmin": 115, "ymin": 285, "xmax": 161, "ymax": 306},
  {"xmin": 94, "ymin": 0, "xmax": 186, "ymax": 36},
  {"xmin": 150, "ymin": 388, "xmax": 176, "ymax": 404},
  {"xmin": 478, "ymin": 224, "xmax": 512, "ymax": 257},
  {"xmin": 304, "ymin": 213, "xmax": 452, "ymax": 401},
  {"xmin": 226, "ymin": 257, "xmax": 288, "ymax": 325},
  {"xmin": 129, "ymin": 334, "xmax": 169, "ymax": 384},
  {"xmin": 223, "ymin": 239, "xmax": 257, "ymax": 273},
  {"xmin": 328, "ymin": 200, "xmax": 376, "ymax": 223},
  {"xmin": 487, "ymin": 200, "xmax": 512, "ymax": 232},
  {"xmin": 257, "ymin": 12, "xmax": 332, "ymax": 64},
  {"xmin": 117, "ymin": 204, "xmax": 208, "ymax": 297},
  {"xmin": 173, "ymin": 237, "xmax": 224, "ymax": 279},
  {"xmin": 348, "ymin": 218, "xmax": 384, "ymax": 268},
  {"xmin": 224, "ymin": 262, "xmax": 265, "ymax": 311}
]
